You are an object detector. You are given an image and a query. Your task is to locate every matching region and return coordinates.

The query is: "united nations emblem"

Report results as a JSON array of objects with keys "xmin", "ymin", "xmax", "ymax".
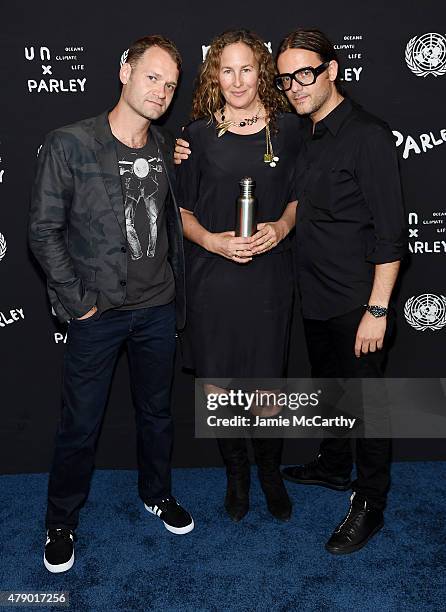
[
  {"xmin": 0, "ymin": 232, "xmax": 6, "ymax": 263},
  {"xmin": 405, "ymin": 33, "xmax": 446, "ymax": 77},
  {"xmin": 404, "ymin": 294, "xmax": 446, "ymax": 331},
  {"xmin": 120, "ymin": 49, "xmax": 129, "ymax": 67}
]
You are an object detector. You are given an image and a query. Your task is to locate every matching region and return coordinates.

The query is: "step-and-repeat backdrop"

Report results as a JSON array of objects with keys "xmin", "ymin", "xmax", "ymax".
[{"xmin": 1, "ymin": 1, "xmax": 445, "ymax": 472}]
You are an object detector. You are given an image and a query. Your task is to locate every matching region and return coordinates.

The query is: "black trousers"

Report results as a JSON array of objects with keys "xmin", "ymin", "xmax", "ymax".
[
  {"xmin": 46, "ymin": 303, "xmax": 176, "ymax": 530},
  {"xmin": 303, "ymin": 306, "xmax": 393, "ymax": 511}
]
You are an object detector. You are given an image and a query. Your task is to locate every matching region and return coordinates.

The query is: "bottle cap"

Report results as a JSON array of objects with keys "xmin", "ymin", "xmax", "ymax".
[{"xmin": 239, "ymin": 177, "xmax": 255, "ymax": 188}]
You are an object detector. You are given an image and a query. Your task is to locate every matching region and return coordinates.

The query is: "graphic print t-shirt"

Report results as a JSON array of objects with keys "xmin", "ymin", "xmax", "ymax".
[{"xmin": 114, "ymin": 133, "xmax": 174, "ymax": 309}]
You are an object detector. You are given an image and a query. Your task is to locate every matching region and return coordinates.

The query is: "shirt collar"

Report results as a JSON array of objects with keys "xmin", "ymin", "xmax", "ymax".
[{"xmin": 317, "ymin": 97, "xmax": 352, "ymax": 137}]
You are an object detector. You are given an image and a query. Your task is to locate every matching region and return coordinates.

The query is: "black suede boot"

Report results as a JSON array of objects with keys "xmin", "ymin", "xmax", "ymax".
[
  {"xmin": 251, "ymin": 437, "xmax": 292, "ymax": 521},
  {"xmin": 217, "ymin": 438, "xmax": 250, "ymax": 522}
]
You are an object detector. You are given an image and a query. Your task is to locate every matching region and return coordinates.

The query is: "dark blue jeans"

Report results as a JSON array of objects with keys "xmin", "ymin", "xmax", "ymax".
[{"xmin": 46, "ymin": 303, "xmax": 176, "ymax": 530}]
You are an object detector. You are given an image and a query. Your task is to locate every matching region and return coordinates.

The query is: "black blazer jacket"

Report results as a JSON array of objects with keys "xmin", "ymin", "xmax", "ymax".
[{"xmin": 29, "ymin": 110, "xmax": 186, "ymax": 329}]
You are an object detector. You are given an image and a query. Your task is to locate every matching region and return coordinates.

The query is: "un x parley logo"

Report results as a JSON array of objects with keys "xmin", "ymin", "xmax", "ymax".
[
  {"xmin": 120, "ymin": 49, "xmax": 129, "ymax": 67},
  {"xmin": 120, "ymin": 43, "xmax": 274, "ymax": 66},
  {"xmin": 202, "ymin": 41, "xmax": 272, "ymax": 61},
  {"xmin": 408, "ymin": 212, "xmax": 418, "ymax": 238},
  {"xmin": 405, "ymin": 294, "xmax": 446, "ymax": 331},
  {"xmin": 0, "ymin": 233, "xmax": 6, "ymax": 262},
  {"xmin": 405, "ymin": 33, "xmax": 446, "ymax": 77}
]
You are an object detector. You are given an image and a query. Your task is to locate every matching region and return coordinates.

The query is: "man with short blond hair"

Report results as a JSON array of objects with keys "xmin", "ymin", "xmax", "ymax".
[{"xmin": 30, "ymin": 35, "xmax": 194, "ymax": 573}]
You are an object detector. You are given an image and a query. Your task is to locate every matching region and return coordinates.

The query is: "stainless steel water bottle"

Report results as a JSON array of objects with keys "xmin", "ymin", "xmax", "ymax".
[{"xmin": 235, "ymin": 177, "xmax": 257, "ymax": 237}]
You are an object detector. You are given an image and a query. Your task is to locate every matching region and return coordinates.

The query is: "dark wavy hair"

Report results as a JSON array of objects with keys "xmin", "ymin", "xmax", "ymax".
[
  {"xmin": 191, "ymin": 29, "xmax": 289, "ymax": 124},
  {"xmin": 278, "ymin": 28, "xmax": 342, "ymax": 91}
]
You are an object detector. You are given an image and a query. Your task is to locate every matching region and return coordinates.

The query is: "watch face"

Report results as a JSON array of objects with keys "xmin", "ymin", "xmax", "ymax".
[{"xmin": 368, "ymin": 305, "xmax": 387, "ymax": 317}]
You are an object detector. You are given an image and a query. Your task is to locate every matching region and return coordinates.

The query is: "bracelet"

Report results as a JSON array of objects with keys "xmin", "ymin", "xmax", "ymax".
[{"xmin": 364, "ymin": 304, "xmax": 388, "ymax": 318}]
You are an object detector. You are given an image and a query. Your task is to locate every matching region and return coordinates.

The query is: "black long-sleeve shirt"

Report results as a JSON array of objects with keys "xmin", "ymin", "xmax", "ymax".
[{"xmin": 295, "ymin": 98, "xmax": 407, "ymax": 320}]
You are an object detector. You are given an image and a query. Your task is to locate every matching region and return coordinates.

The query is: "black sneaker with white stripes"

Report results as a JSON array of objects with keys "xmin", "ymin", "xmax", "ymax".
[
  {"xmin": 144, "ymin": 497, "xmax": 194, "ymax": 534},
  {"xmin": 44, "ymin": 528, "xmax": 76, "ymax": 573}
]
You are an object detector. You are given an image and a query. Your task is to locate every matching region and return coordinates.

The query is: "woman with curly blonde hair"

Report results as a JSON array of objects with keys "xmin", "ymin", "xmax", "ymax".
[
  {"xmin": 176, "ymin": 29, "xmax": 303, "ymax": 523},
  {"xmin": 191, "ymin": 30, "xmax": 288, "ymax": 126}
]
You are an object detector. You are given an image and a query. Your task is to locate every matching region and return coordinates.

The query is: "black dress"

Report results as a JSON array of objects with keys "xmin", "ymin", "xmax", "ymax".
[{"xmin": 176, "ymin": 113, "xmax": 303, "ymax": 378}]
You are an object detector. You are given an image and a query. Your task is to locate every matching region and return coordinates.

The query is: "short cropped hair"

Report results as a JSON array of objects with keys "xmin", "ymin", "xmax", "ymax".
[{"xmin": 126, "ymin": 35, "xmax": 182, "ymax": 72}]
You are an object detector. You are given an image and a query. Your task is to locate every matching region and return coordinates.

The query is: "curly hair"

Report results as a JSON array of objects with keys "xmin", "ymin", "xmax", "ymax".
[{"xmin": 191, "ymin": 29, "xmax": 289, "ymax": 125}]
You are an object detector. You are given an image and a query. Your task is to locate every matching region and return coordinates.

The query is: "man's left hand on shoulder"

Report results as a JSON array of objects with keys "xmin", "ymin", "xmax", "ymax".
[{"xmin": 354, "ymin": 310, "xmax": 387, "ymax": 358}]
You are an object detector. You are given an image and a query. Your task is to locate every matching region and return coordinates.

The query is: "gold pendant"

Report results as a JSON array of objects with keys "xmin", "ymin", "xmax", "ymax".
[
  {"xmin": 216, "ymin": 120, "xmax": 233, "ymax": 138},
  {"xmin": 264, "ymin": 153, "xmax": 273, "ymax": 163}
]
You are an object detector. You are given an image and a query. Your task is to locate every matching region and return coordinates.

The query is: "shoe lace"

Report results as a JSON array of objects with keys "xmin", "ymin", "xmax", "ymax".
[
  {"xmin": 161, "ymin": 496, "xmax": 176, "ymax": 504},
  {"xmin": 336, "ymin": 493, "xmax": 367, "ymax": 534},
  {"xmin": 48, "ymin": 529, "xmax": 75, "ymax": 543},
  {"xmin": 152, "ymin": 497, "xmax": 177, "ymax": 512}
]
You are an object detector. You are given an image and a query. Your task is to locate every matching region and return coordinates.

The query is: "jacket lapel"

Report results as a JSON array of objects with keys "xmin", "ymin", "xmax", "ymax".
[
  {"xmin": 94, "ymin": 111, "xmax": 126, "ymax": 239},
  {"xmin": 151, "ymin": 127, "xmax": 176, "ymax": 198},
  {"xmin": 151, "ymin": 126, "xmax": 182, "ymax": 227}
]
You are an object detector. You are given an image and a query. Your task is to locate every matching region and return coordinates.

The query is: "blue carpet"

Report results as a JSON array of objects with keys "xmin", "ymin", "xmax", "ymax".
[{"xmin": 0, "ymin": 463, "xmax": 445, "ymax": 611}]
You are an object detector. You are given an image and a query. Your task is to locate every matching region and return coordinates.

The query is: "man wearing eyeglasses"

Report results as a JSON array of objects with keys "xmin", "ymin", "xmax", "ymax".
[
  {"xmin": 275, "ymin": 29, "xmax": 406, "ymax": 555},
  {"xmin": 174, "ymin": 28, "xmax": 406, "ymax": 555}
]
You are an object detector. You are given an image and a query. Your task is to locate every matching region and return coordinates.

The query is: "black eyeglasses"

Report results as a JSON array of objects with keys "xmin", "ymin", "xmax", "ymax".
[{"xmin": 274, "ymin": 62, "xmax": 330, "ymax": 92}]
